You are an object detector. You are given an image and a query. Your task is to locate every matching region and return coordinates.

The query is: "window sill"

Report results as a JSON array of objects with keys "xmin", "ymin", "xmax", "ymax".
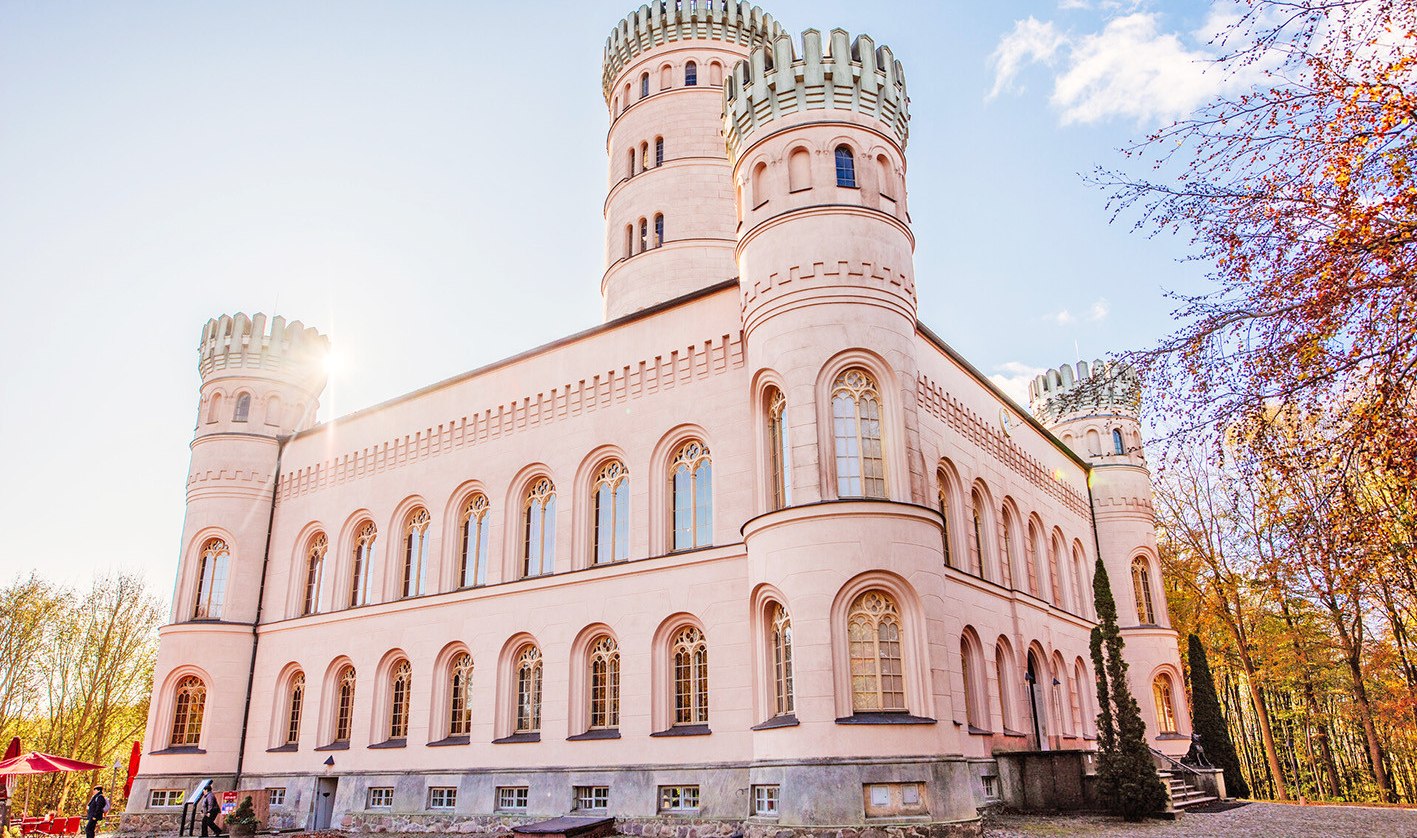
[
  {"xmin": 150, "ymin": 746, "xmax": 206, "ymax": 756},
  {"xmin": 427, "ymin": 736, "xmax": 470, "ymax": 747},
  {"xmin": 1001, "ymin": 728, "xmax": 1029, "ymax": 738},
  {"xmin": 967, "ymin": 725, "xmax": 994, "ymax": 736},
  {"xmin": 1156, "ymin": 732, "xmax": 1189, "ymax": 741},
  {"xmin": 314, "ymin": 742, "xmax": 349, "ymax": 752},
  {"xmin": 368, "ymin": 738, "xmax": 406, "ymax": 749},
  {"xmin": 265, "ymin": 744, "xmax": 298, "ymax": 754},
  {"xmin": 751, "ymin": 714, "xmax": 799, "ymax": 731},
  {"xmin": 789, "ymin": 186, "xmax": 811, "ymax": 194},
  {"xmin": 651, "ymin": 724, "xmax": 711, "ymax": 737},
  {"xmin": 492, "ymin": 732, "xmax": 541, "ymax": 744},
  {"xmin": 567, "ymin": 729, "xmax": 621, "ymax": 741},
  {"xmin": 752, "ymin": 199, "xmax": 769, "ymax": 210},
  {"xmin": 835, "ymin": 712, "xmax": 936, "ymax": 726},
  {"xmin": 837, "ymin": 184, "xmax": 861, "ymax": 190}
]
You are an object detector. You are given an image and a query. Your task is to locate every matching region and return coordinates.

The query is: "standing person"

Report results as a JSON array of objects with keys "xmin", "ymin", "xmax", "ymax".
[
  {"xmin": 199, "ymin": 787, "xmax": 223, "ymax": 838},
  {"xmin": 84, "ymin": 787, "xmax": 107, "ymax": 838}
]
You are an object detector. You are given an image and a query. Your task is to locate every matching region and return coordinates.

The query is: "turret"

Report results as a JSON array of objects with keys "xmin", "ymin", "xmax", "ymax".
[
  {"xmin": 1031, "ymin": 360, "xmax": 1192, "ymax": 754},
  {"xmin": 600, "ymin": 1, "xmax": 782, "ymax": 320}
]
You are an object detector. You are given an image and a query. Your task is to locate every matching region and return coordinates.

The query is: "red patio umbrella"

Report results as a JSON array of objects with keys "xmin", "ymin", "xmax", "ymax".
[
  {"xmin": 0, "ymin": 754, "xmax": 104, "ymax": 776},
  {"xmin": 122, "ymin": 742, "xmax": 140, "ymax": 799}
]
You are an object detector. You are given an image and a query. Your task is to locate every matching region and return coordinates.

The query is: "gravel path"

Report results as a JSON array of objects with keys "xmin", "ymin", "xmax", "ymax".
[{"xmin": 984, "ymin": 802, "xmax": 1417, "ymax": 838}]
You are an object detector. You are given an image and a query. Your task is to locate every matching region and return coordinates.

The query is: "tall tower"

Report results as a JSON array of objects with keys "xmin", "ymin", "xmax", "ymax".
[
  {"xmin": 142, "ymin": 313, "xmax": 328, "ymax": 780},
  {"xmin": 600, "ymin": 2, "xmax": 781, "ymax": 320},
  {"xmin": 1030, "ymin": 361, "xmax": 1191, "ymax": 754}
]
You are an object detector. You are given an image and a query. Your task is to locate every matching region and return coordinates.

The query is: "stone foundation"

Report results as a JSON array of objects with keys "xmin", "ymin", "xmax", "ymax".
[{"xmin": 117, "ymin": 812, "xmax": 182, "ymax": 835}]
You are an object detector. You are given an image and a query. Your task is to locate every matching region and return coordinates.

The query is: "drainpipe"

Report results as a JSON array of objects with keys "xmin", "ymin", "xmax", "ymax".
[{"xmin": 234, "ymin": 435, "xmax": 288, "ymax": 786}]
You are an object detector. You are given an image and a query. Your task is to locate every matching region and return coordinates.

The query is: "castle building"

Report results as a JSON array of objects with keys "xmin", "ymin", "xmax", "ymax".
[{"xmin": 126, "ymin": 3, "xmax": 1190, "ymax": 835}]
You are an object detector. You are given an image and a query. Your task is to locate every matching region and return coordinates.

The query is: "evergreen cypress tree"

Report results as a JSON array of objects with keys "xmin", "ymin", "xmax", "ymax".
[
  {"xmin": 1187, "ymin": 633, "xmax": 1250, "ymax": 798},
  {"xmin": 1091, "ymin": 556, "xmax": 1169, "ymax": 819}
]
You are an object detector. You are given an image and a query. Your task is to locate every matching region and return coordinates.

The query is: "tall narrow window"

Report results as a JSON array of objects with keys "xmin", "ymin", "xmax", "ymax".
[
  {"xmin": 766, "ymin": 387, "xmax": 790, "ymax": 510},
  {"xmin": 1025, "ymin": 525, "xmax": 1042, "ymax": 596},
  {"xmin": 788, "ymin": 148, "xmax": 811, "ymax": 191},
  {"xmin": 995, "ymin": 644, "xmax": 1014, "ymax": 731},
  {"xmin": 461, "ymin": 494, "xmax": 490, "ymax": 587},
  {"xmin": 708, "ymin": 61, "xmax": 723, "ymax": 86},
  {"xmin": 169, "ymin": 676, "xmax": 206, "ymax": 747},
  {"xmin": 832, "ymin": 369, "xmax": 885, "ymax": 498},
  {"xmin": 653, "ymin": 213, "xmax": 664, "ymax": 248},
  {"xmin": 302, "ymin": 534, "xmax": 326, "ymax": 616},
  {"xmin": 1132, "ymin": 557, "xmax": 1157, "ymax": 624},
  {"xmin": 448, "ymin": 653, "xmax": 473, "ymax": 737},
  {"xmin": 639, "ymin": 72, "xmax": 649, "ymax": 99},
  {"xmin": 1113, "ymin": 428, "xmax": 1125, "ymax": 455},
  {"xmin": 350, "ymin": 522, "xmax": 376, "ymax": 607},
  {"xmin": 192, "ymin": 538, "xmax": 229, "ymax": 620},
  {"xmin": 876, "ymin": 154, "xmax": 894, "ymax": 198},
  {"xmin": 401, "ymin": 509, "xmax": 431, "ymax": 598},
  {"xmin": 684, "ymin": 61, "xmax": 697, "ymax": 86},
  {"xmin": 1153, "ymin": 673, "xmax": 1178, "ymax": 733},
  {"xmin": 206, "ymin": 392, "xmax": 223, "ymax": 423},
  {"xmin": 671, "ymin": 626, "xmax": 709, "ymax": 725},
  {"xmin": 1072, "ymin": 546, "xmax": 1089, "ymax": 616},
  {"xmin": 659, "ymin": 64, "xmax": 672, "ymax": 90},
  {"xmin": 848, "ymin": 591, "xmax": 905, "ymax": 712},
  {"xmin": 961, "ymin": 638, "xmax": 983, "ymax": 729},
  {"xmin": 834, "ymin": 145, "xmax": 857, "ymax": 187},
  {"xmin": 969, "ymin": 496, "xmax": 986, "ymax": 576},
  {"xmin": 334, "ymin": 666, "xmax": 356, "ymax": 743},
  {"xmin": 588, "ymin": 635, "xmax": 621, "ymax": 730},
  {"xmin": 523, "ymin": 479, "xmax": 557, "ymax": 578},
  {"xmin": 628, "ymin": 149, "xmax": 636, "ymax": 179},
  {"xmin": 770, "ymin": 604, "xmax": 795, "ymax": 717},
  {"xmin": 937, "ymin": 478, "xmax": 954, "ymax": 568},
  {"xmin": 1001, "ymin": 513, "xmax": 1016, "ymax": 588},
  {"xmin": 625, "ymin": 224, "xmax": 634, "ymax": 257},
  {"xmin": 671, "ymin": 441, "xmax": 713, "ymax": 550},
  {"xmin": 1048, "ymin": 539, "xmax": 1065, "ymax": 606},
  {"xmin": 285, "ymin": 673, "xmax": 305, "ymax": 746},
  {"xmin": 593, "ymin": 461, "xmax": 630, "ymax": 564},
  {"xmin": 640, "ymin": 142, "xmax": 650, "ymax": 172},
  {"xmin": 751, "ymin": 161, "xmax": 768, "ymax": 206},
  {"xmin": 233, "ymin": 393, "xmax": 251, "ymax": 422},
  {"xmin": 639, "ymin": 218, "xmax": 648, "ymax": 253},
  {"xmin": 388, "ymin": 660, "xmax": 411, "ymax": 740},
  {"xmin": 655, "ymin": 137, "xmax": 664, "ymax": 166},
  {"xmin": 515, "ymin": 645, "xmax": 543, "ymax": 734}
]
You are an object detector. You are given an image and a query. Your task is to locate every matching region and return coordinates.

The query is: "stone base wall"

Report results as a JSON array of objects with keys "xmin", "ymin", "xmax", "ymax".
[
  {"xmin": 337, "ymin": 818, "xmax": 981, "ymax": 838},
  {"xmin": 116, "ymin": 812, "xmax": 182, "ymax": 835}
]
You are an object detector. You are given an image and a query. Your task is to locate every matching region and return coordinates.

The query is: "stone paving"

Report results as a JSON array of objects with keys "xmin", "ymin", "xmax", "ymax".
[{"xmin": 984, "ymin": 802, "xmax": 1417, "ymax": 838}]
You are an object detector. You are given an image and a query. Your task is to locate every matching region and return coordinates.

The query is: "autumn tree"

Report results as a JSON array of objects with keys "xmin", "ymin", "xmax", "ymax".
[{"xmin": 1187, "ymin": 633, "xmax": 1251, "ymax": 797}]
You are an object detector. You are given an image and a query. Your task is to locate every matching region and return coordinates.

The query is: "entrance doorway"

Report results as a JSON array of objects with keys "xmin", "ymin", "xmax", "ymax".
[
  {"xmin": 312, "ymin": 778, "xmax": 338, "ymax": 831},
  {"xmin": 1026, "ymin": 651, "xmax": 1047, "ymax": 750}
]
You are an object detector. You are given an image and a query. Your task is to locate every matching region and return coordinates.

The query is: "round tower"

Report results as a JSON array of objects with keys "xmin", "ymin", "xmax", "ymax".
[
  {"xmin": 1030, "ymin": 361, "xmax": 1192, "ymax": 753},
  {"xmin": 143, "ymin": 313, "xmax": 328, "ymax": 780},
  {"xmin": 600, "ymin": 1, "xmax": 781, "ymax": 321}
]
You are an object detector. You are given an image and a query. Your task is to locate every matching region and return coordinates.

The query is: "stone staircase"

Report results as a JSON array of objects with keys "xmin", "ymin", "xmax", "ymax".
[{"xmin": 1161, "ymin": 769, "xmax": 1218, "ymax": 810}]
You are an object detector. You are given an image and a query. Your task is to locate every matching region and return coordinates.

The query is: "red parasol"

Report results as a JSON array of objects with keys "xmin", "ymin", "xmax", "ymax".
[
  {"xmin": 0, "ymin": 753, "xmax": 104, "ymax": 775},
  {"xmin": 1, "ymin": 738, "xmax": 19, "ymax": 801},
  {"xmin": 122, "ymin": 742, "xmax": 140, "ymax": 798}
]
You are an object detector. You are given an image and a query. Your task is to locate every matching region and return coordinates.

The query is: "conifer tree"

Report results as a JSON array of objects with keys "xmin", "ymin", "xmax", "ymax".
[
  {"xmin": 1186, "ymin": 633, "xmax": 1250, "ymax": 798},
  {"xmin": 1090, "ymin": 557, "xmax": 1168, "ymax": 819}
]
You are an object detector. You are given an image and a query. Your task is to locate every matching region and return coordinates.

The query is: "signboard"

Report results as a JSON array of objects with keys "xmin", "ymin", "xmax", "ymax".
[{"xmin": 220, "ymin": 791, "xmax": 238, "ymax": 816}]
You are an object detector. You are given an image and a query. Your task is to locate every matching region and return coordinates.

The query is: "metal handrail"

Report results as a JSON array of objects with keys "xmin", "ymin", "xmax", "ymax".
[{"xmin": 1150, "ymin": 746, "xmax": 1205, "ymax": 780}]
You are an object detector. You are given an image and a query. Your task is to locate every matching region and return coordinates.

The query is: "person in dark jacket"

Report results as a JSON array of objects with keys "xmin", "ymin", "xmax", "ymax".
[
  {"xmin": 200, "ymin": 788, "xmax": 223, "ymax": 837},
  {"xmin": 84, "ymin": 787, "xmax": 107, "ymax": 838}
]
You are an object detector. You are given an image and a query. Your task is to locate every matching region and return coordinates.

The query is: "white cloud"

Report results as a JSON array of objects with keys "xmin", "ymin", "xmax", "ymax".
[
  {"xmin": 1046, "ymin": 308, "xmax": 1077, "ymax": 326},
  {"xmin": 988, "ymin": 17, "xmax": 1066, "ymax": 99},
  {"xmin": 1089, "ymin": 298, "xmax": 1110, "ymax": 321},
  {"xmin": 989, "ymin": 361, "xmax": 1046, "ymax": 407}
]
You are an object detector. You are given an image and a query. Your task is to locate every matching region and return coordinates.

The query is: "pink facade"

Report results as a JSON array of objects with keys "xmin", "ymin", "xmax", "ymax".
[{"xmin": 125, "ymin": 3, "xmax": 1188, "ymax": 835}]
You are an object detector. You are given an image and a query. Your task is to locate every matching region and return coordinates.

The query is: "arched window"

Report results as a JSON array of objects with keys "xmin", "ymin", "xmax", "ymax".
[
  {"xmin": 588, "ymin": 635, "xmax": 620, "ymax": 730},
  {"xmin": 302, "ymin": 534, "xmax": 327, "ymax": 616},
  {"xmin": 1113, "ymin": 428, "xmax": 1125, "ymax": 455},
  {"xmin": 1050, "ymin": 661, "xmax": 1068, "ymax": 737},
  {"xmin": 515, "ymin": 644, "xmax": 542, "ymax": 734},
  {"xmin": 653, "ymin": 213, "xmax": 664, "ymax": 248},
  {"xmin": 334, "ymin": 665, "xmax": 356, "ymax": 743},
  {"xmin": 847, "ymin": 591, "xmax": 905, "ymax": 712},
  {"xmin": 655, "ymin": 137, "xmax": 664, "ymax": 166},
  {"xmin": 206, "ymin": 392, "xmax": 223, "ymax": 423},
  {"xmin": 388, "ymin": 660, "xmax": 411, "ymax": 740},
  {"xmin": 995, "ymin": 643, "xmax": 1015, "ymax": 731},
  {"xmin": 639, "ymin": 72, "xmax": 649, "ymax": 99},
  {"xmin": 285, "ymin": 672, "xmax": 305, "ymax": 746},
  {"xmin": 628, "ymin": 148, "xmax": 636, "ymax": 179},
  {"xmin": 708, "ymin": 61, "xmax": 723, "ymax": 86},
  {"xmin": 625, "ymin": 224, "xmax": 634, "ymax": 257},
  {"xmin": 523, "ymin": 478, "xmax": 557, "ymax": 578},
  {"xmin": 169, "ymin": 676, "xmax": 206, "ymax": 747},
  {"xmin": 659, "ymin": 64, "xmax": 672, "ymax": 90},
  {"xmin": 961, "ymin": 637, "xmax": 985, "ymax": 730},
  {"xmin": 671, "ymin": 441, "xmax": 713, "ymax": 550},
  {"xmin": 1075, "ymin": 658, "xmax": 1093, "ymax": 736},
  {"xmin": 1001, "ymin": 510, "xmax": 1017, "ymax": 588},
  {"xmin": 639, "ymin": 218, "xmax": 648, "ymax": 252},
  {"xmin": 770, "ymin": 604, "xmax": 794, "ymax": 717},
  {"xmin": 834, "ymin": 145, "xmax": 857, "ymax": 187},
  {"xmin": 593, "ymin": 461, "xmax": 630, "ymax": 564},
  {"xmin": 671, "ymin": 626, "xmax": 709, "ymax": 725},
  {"xmin": 1048, "ymin": 538, "xmax": 1064, "ymax": 606},
  {"xmin": 401, "ymin": 508, "xmax": 430, "ymax": 598},
  {"xmin": 1132, "ymin": 557, "xmax": 1157, "ymax": 624},
  {"xmin": 969, "ymin": 492, "xmax": 987, "ymax": 577},
  {"xmin": 640, "ymin": 141, "xmax": 650, "ymax": 172},
  {"xmin": 1153, "ymin": 672, "xmax": 1178, "ymax": 733},
  {"xmin": 788, "ymin": 148, "xmax": 811, "ymax": 191},
  {"xmin": 233, "ymin": 393, "xmax": 251, "ymax": 422},
  {"xmin": 751, "ymin": 161, "xmax": 768, "ymax": 206},
  {"xmin": 876, "ymin": 154, "xmax": 894, "ymax": 198},
  {"xmin": 350, "ymin": 522, "xmax": 375, "ymax": 607},
  {"xmin": 937, "ymin": 474, "xmax": 955, "ymax": 568},
  {"xmin": 684, "ymin": 61, "xmax": 697, "ymax": 86},
  {"xmin": 1025, "ymin": 523, "xmax": 1042, "ymax": 596},
  {"xmin": 832, "ymin": 369, "xmax": 885, "ymax": 498},
  {"xmin": 765, "ymin": 387, "xmax": 790, "ymax": 510},
  {"xmin": 1071, "ymin": 544, "xmax": 1089, "ymax": 616},
  {"xmin": 192, "ymin": 538, "xmax": 229, "ymax": 620},
  {"xmin": 460, "ymin": 494, "xmax": 490, "ymax": 587},
  {"xmin": 448, "ymin": 653, "xmax": 473, "ymax": 737}
]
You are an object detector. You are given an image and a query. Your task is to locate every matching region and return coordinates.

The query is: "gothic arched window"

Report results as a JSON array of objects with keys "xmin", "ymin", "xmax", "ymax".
[
  {"xmin": 961, "ymin": 636, "xmax": 985, "ymax": 730},
  {"xmin": 588, "ymin": 635, "xmax": 621, "ymax": 730},
  {"xmin": 448, "ymin": 653, "xmax": 474, "ymax": 737},
  {"xmin": 350, "ymin": 522, "xmax": 376, "ymax": 607},
  {"xmin": 671, "ymin": 626, "xmax": 709, "ymax": 725},
  {"xmin": 766, "ymin": 387, "xmax": 790, "ymax": 510},
  {"xmin": 1113, "ymin": 428, "xmax": 1125, "ymax": 455},
  {"xmin": 593, "ymin": 461, "xmax": 630, "ymax": 564},
  {"xmin": 401, "ymin": 508, "xmax": 431, "ymax": 598},
  {"xmin": 834, "ymin": 145, "xmax": 857, "ymax": 187},
  {"xmin": 388, "ymin": 660, "xmax": 412, "ymax": 740},
  {"xmin": 847, "ymin": 591, "xmax": 905, "ymax": 712},
  {"xmin": 654, "ymin": 213, "xmax": 664, "ymax": 248},
  {"xmin": 515, "ymin": 644, "xmax": 543, "ymax": 734},
  {"xmin": 233, "ymin": 393, "xmax": 251, "ymax": 422},
  {"xmin": 684, "ymin": 61, "xmax": 697, "ymax": 86},
  {"xmin": 969, "ymin": 491, "xmax": 987, "ymax": 577},
  {"xmin": 655, "ymin": 136, "xmax": 664, "ymax": 167},
  {"xmin": 832, "ymin": 369, "xmax": 885, "ymax": 498},
  {"xmin": 285, "ymin": 672, "xmax": 305, "ymax": 746},
  {"xmin": 1153, "ymin": 672, "xmax": 1179, "ymax": 733},
  {"xmin": 937, "ymin": 474, "xmax": 955, "ymax": 568},
  {"xmin": 1132, "ymin": 557, "xmax": 1157, "ymax": 624},
  {"xmin": 302, "ymin": 534, "xmax": 327, "ymax": 616},
  {"xmin": 639, "ymin": 72, "xmax": 649, "ymax": 99},
  {"xmin": 334, "ymin": 665, "xmax": 356, "ymax": 743},
  {"xmin": 169, "ymin": 676, "xmax": 206, "ymax": 747},
  {"xmin": 639, "ymin": 218, "xmax": 648, "ymax": 252},
  {"xmin": 192, "ymin": 538, "xmax": 229, "ymax": 620},
  {"xmin": 770, "ymin": 604, "xmax": 795, "ymax": 717},
  {"xmin": 671, "ymin": 441, "xmax": 712, "ymax": 550},
  {"xmin": 523, "ymin": 478, "xmax": 557, "ymax": 578},
  {"xmin": 460, "ymin": 494, "xmax": 490, "ymax": 587}
]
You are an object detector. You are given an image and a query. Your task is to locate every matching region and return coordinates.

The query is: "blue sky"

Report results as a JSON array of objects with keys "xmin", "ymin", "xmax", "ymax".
[{"xmin": 0, "ymin": 0, "xmax": 1236, "ymax": 589}]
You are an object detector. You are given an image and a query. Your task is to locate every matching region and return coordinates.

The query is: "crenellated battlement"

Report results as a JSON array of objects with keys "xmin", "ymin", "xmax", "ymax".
[
  {"xmin": 723, "ymin": 27, "xmax": 909, "ymax": 158},
  {"xmin": 1029, "ymin": 359, "xmax": 1140, "ymax": 425},
  {"xmin": 198, "ymin": 312, "xmax": 329, "ymax": 387},
  {"xmin": 602, "ymin": 0, "xmax": 783, "ymax": 101}
]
